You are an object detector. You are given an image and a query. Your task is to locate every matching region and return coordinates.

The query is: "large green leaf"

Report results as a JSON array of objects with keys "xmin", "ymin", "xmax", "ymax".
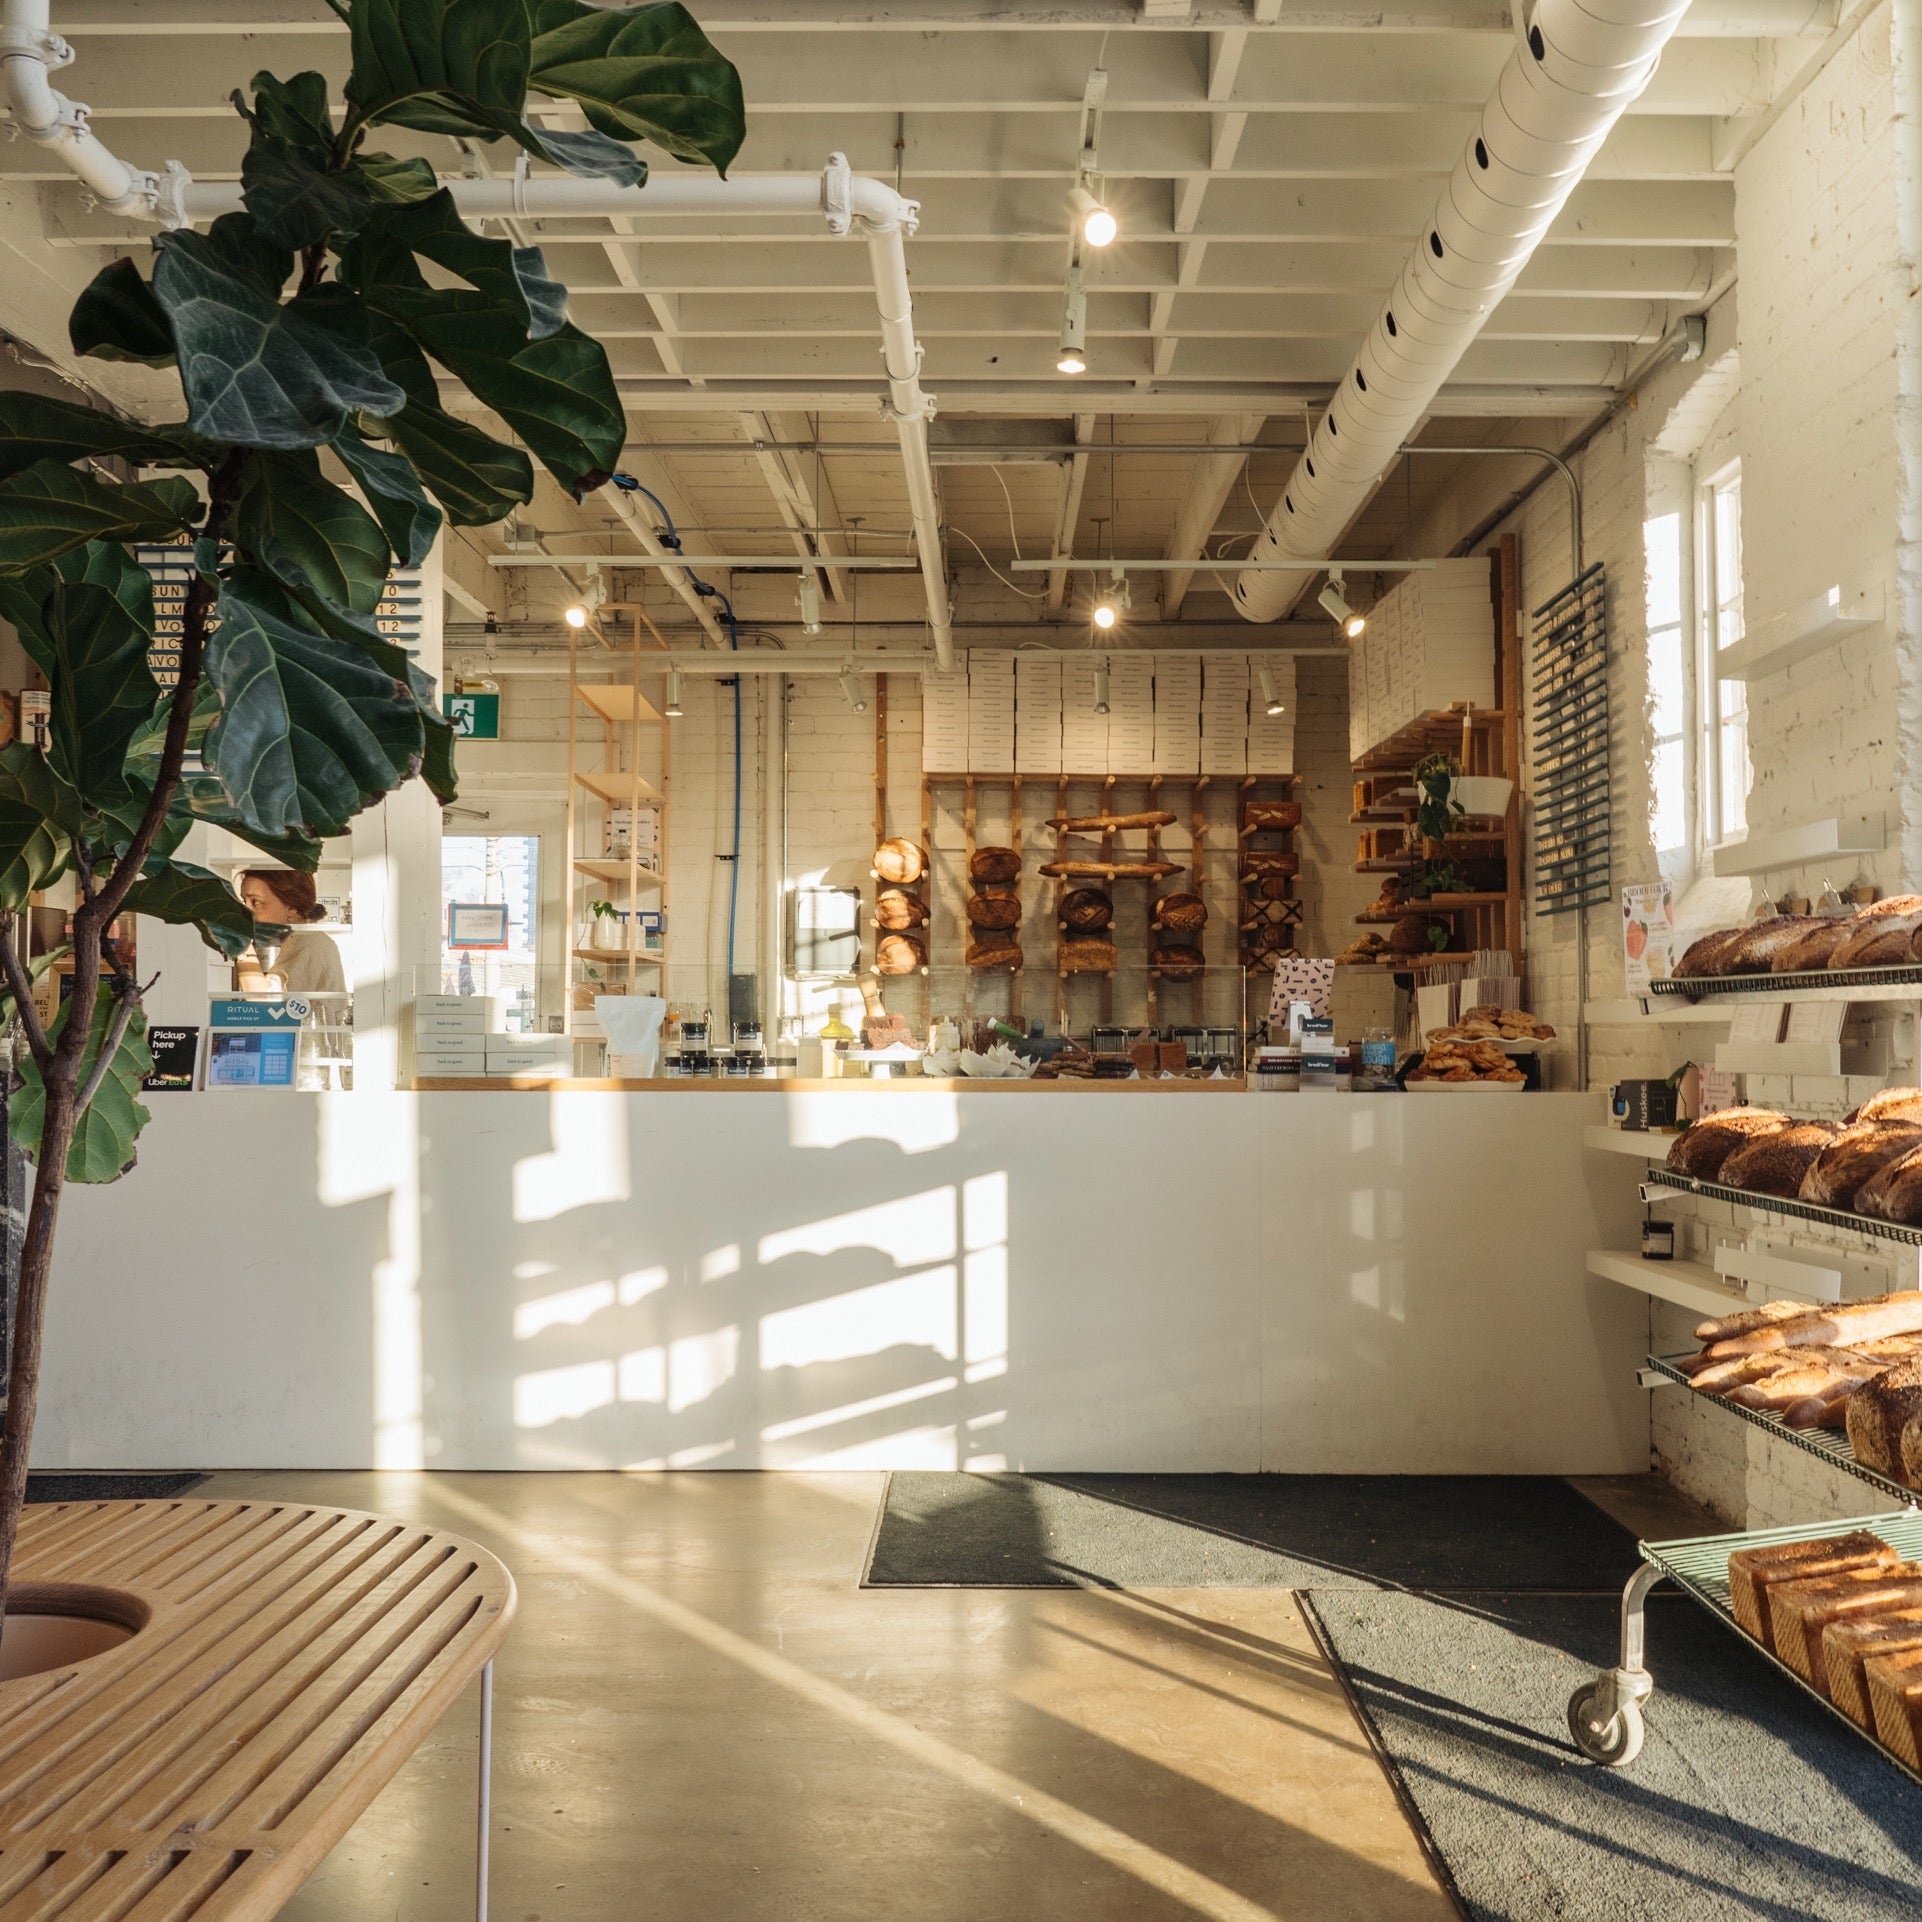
[
  {"xmin": 0, "ymin": 462, "xmax": 198, "ymax": 575},
  {"xmin": 121, "ymin": 858, "xmax": 255, "ymax": 958},
  {"xmin": 345, "ymin": 0, "xmax": 531, "ymax": 139},
  {"xmin": 10, "ymin": 994, "xmax": 152, "ymax": 1185},
  {"xmin": 35, "ymin": 579, "xmax": 161, "ymax": 803},
  {"xmin": 203, "ymin": 567, "xmax": 424, "ymax": 838},
  {"xmin": 240, "ymin": 68, "xmax": 336, "ymax": 164},
  {"xmin": 527, "ymin": 0, "xmax": 745, "ymax": 175},
  {"xmin": 0, "ymin": 742, "xmax": 76, "ymax": 909},
  {"xmin": 241, "ymin": 135, "xmax": 381, "ymax": 250},
  {"xmin": 151, "ymin": 215, "xmax": 406, "ymax": 446},
  {"xmin": 0, "ymin": 540, "xmax": 156, "ymax": 681},
  {"xmin": 349, "ymin": 240, "xmax": 621, "ymax": 491},
  {"xmin": 172, "ymin": 773, "xmax": 326, "ymax": 871},
  {"xmin": 0, "ymin": 394, "xmax": 201, "ymax": 482},
  {"xmin": 329, "ymin": 422, "xmax": 440, "ymax": 566},
  {"xmin": 235, "ymin": 448, "xmax": 392, "ymax": 616},
  {"xmin": 69, "ymin": 257, "xmax": 176, "ymax": 366},
  {"xmin": 360, "ymin": 188, "xmax": 568, "ymax": 338},
  {"xmin": 357, "ymin": 151, "xmax": 442, "ymax": 204},
  {"xmin": 526, "ymin": 126, "xmax": 648, "ymax": 186},
  {"xmin": 357, "ymin": 314, "xmax": 533, "ymax": 520}
]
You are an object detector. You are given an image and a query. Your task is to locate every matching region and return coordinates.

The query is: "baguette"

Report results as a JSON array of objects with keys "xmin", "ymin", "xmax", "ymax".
[
  {"xmin": 1770, "ymin": 918, "xmax": 1858, "ymax": 973},
  {"xmin": 1694, "ymin": 1300, "xmax": 1811, "ymax": 1344},
  {"xmin": 1038, "ymin": 860, "xmax": 1179, "ymax": 880},
  {"xmin": 1704, "ymin": 1292, "xmax": 1922, "ymax": 1359},
  {"xmin": 1866, "ymin": 1648, "xmax": 1922, "ymax": 1768},
  {"xmin": 1782, "ymin": 1387, "xmax": 1855, "ymax": 1430},
  {"xmin": 1766, "ymin": 1565, "xmax": 1922, "ymax": 1692},
  {"xmin": 1726, "ymin": 1532, "xmax": 1899, "ymax": 1647},
  {"xmin": 1726, "ymin": 1360, "xmax": 1883, "ymax": 1414},
  {"xmin": 1824, "ymin": 1611, "xmax": 1922, "ymax": 1727},
  {"xmin": 1045, "ymin": 811, "xmax": 1177, "ymax": 834}
]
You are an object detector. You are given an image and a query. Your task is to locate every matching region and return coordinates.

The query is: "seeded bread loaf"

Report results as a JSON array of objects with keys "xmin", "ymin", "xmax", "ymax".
[
  {"xmin": 1846, "ymin": 1358, "xmax": 1922, "ymax": 1482},
  {"xmin": 1847, "ymin": 1087, "xmax": 1922, "ymax": 1124},
  {"xmin": 1675, "ymin": 928, "xmax": 1745, "ymax": 977},
  {"xmin": 1833, "ymin": 912, "xmax": 1922, "ymax": 968},
  {"xmin": 1799, "ymin": 1120, "xmax": 1922, "ymax": 1208},
  {"xmin": 1824, "ymin": 1612, "xmax": 1922, "ymax": 1727},
  {"xmin": 1854, "ymin": 1145, "xmax": 1922, "ymax": 1225},
  {"xmin": 964, "ymin": 937, "xmax": 1021, "ymax": 970},
  {"xmin": 1666, "ymin": 1107, "xmax": 1791, "ymax": 1179},
  {"xmin": 1058, "ymin": 888, "xmax": 1114, "ymax": 932},
  {"xmin": 1771, "ymin": 917, "xmax": 1859, "ymax": 972},
  {"xmin": 1727, "ymin": 1532, "xmax": 1900, "ymax": 1648},
  {"xmin": 1722, "ymin": 915, "xmax": 1823, "ymax": 973},
  {"xmin": 1719, "ymin": 1120, "xmax": 1841, "ymax": 1196},
  {"xmin": 1151, "ymin": 892, "xmax": 1207, "ymax": 934},
  {"xmin": 968, "ymin": 846, "xmax": 1021, "ymax": 886}
]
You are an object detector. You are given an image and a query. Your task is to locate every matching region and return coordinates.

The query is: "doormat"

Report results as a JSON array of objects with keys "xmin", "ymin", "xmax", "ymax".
[
  {"xmin": 1300, "ymin": 1588, "xmax": 1922, "ymax": 1922},
  {"xmin": 26, "ymin": 1472, "xmax": 208, "ymax": 1503},
  {"xmin": 863, "ymin": 1473, "xmax": 1640, "ymax": 1592}
]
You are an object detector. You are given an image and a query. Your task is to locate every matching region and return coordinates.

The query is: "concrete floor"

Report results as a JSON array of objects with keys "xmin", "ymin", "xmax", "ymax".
[{"xmin": 193, "ymin": 1470, "xmax": 1707, "ymax": 1922}]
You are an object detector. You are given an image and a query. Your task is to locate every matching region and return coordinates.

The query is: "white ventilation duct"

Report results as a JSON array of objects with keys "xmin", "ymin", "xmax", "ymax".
[{"xmin": 1233, "ymin": 0, "xmax": 1693, "ymax": 622}]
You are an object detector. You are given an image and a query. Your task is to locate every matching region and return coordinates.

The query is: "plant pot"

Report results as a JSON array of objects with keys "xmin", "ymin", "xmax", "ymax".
[
  {"xmin": 0, "ymin": 1586, "xmax": 143, "ymax": 1683},
  {"xmin": 592, "ymin": 918, "xmax": 628, "ymax": 954},
  {"xmin": 1450, "ymin": 775, "xmax": 1513, "ymax": 818}
]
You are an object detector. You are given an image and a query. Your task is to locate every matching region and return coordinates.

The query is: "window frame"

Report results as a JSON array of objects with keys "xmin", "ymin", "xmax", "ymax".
[{"xmin": 1695, "ymin": 458, "xmax": 1747, "ymax": 853}]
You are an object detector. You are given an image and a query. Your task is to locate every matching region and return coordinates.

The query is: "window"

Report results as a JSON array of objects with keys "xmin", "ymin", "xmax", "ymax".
[
  {"xmin": 1645, "ymin": 509, "xmax": 1689, "ymax": 861},
  {"xmin": 1698, "ymin": 463, "xmax": 1748, "ymax": 845},
  {"xmin": 441, "ymin": 835, "xmax": 541, "ymax": 1029}
]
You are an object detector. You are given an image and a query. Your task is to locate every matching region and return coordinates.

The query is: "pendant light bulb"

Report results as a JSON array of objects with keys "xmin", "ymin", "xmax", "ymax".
[
  {"xmin": 796, "ymin": 571, "xmax": 823, "ymax": 635},
  {"xmin": 1258, "ymin": 662, "xmax": 1286, "ymax": 718},
  {"xmin": 1057, "ymin": 273, "xmax": 1088, "ymax": 375},
  {"xmin": 564, "ymin": 604, "xmax": 588, "ymax": 629},
  {"xmin": 1091, "ymin": 600, "xmax": 1117, "ymax": 630},
  {"xmin": 1318, "ymin": 572, "xmax": 1366, "ymax": 639},
  {"xmin": 664, "ymin": 668, "xmax": 683, "ymax": 718},
  {"xmin": 839, "ymin": 663, "xmax": 868, "ymax": 714},
  {"xmin": 1093, "ymin": 656, "xmax": 1111, "ymax": 716},
  {"xmin": 1068, "ymin": 182, "xmax": 1117, "ymax": 248}
]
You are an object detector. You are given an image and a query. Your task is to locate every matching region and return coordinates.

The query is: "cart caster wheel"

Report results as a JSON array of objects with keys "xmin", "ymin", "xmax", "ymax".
[{"xmin": 1567, "ymin": 1680, "xmax": 1645, "ymax": 1765}]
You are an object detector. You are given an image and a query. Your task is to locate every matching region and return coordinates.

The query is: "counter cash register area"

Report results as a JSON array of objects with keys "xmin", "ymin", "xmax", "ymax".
[{"xmin": 38, "ymin": 1083, "xmax": 1641, "ymax": 1478}]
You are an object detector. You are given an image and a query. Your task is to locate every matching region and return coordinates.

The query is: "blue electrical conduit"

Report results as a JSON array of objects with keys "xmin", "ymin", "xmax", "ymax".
[{"xmin": 609, "ymin": 474, "xmax": 742, "ymax": 985}]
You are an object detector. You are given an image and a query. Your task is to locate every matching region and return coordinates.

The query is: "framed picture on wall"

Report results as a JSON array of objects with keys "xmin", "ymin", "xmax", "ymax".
[{"xmin": 448, "ymin": 903, "xmax": 511, "ymax": 950}]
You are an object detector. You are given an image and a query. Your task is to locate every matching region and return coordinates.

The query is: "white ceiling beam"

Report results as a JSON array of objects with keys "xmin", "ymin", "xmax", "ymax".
[
  {"xmin": 739, "ymin": 408, "xmax": 852, "ymax": 601},
  {"xmin": 1161, "ymin": 412, "xmax": 1266, "ymax": 616},
  {"xmin": 1047, "ymin": 414, "xmax": 1099, "ymax": 616}
]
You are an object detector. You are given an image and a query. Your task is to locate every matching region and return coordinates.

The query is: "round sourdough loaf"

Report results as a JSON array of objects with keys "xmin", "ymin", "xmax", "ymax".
[
  {"xmin": 1666, "ymin": 1107, "xmax": 1792, "ymax": 1180},
  {"xmin": 1718, "ymin": 1120, "xmax": 1842, "ymax": 1196}
]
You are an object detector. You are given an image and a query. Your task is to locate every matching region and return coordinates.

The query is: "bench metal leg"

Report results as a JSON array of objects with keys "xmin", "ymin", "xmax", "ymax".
[{"xmin": 476, "ymin": 1660, "xmax": 494, "ymax": 1922}]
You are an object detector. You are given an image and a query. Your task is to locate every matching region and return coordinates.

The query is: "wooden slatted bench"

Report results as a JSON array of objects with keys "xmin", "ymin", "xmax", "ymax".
[{"xmin": 0, "ymin": 1499, "xmax": 515, "ymax": 1921}]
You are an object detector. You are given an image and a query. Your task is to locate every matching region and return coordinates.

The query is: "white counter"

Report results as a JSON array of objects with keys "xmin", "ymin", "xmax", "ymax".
[{"xmin": 39, "ymin": 1089, "xmax": 1645, "ymax": 1474}]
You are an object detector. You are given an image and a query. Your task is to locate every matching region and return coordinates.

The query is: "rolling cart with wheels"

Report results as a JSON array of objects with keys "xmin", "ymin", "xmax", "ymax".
[{"xmin": 1567, "ymin": 1511, "xmax": 1922, "ymax": 1780}]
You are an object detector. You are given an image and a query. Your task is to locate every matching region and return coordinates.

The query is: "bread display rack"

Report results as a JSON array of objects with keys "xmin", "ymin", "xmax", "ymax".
[
  {"xmin": 1566, "ymin": 1511, "xmax": 1922, "ymax": 1776},
  {"xmin": 1651, "ymin": 964, "xmax": 1922, "ymax": 1001}
]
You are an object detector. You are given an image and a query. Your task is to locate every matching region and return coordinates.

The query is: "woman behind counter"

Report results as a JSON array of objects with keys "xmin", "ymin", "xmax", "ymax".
[{"xmin": 236, "ymin": 869, "xmax": 346, "ymax": 996}]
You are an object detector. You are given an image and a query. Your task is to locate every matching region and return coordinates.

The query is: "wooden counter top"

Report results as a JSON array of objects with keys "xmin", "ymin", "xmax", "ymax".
[{"xmin": 401, "ymin": 1074, "xmax": 1251, "ymax": 1093}]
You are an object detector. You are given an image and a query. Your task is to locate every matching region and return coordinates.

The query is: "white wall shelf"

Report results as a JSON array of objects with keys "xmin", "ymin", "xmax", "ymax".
[
  {"xmin": 1715, "ymin": 586, "xmax": 1883, "ymax": 683},
  {"xmin": 1711, "ymin": 812, "xmax": 1886, "ymax": 877},
  {"xmin": 1586, "ymin": 1247, "xmax": 1747, "ymax": 1320}
]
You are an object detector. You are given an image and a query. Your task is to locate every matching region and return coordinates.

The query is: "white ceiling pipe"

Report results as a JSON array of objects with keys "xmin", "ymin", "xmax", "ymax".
[
  {"xmin": 1233, "ymin": 0, "xmax": 1692, "ymax": 622},
  {"xmin": 0, "ymin": 0, "xmax": 179, "ymax": 216},
  {"xmin": 182, "ymin": 156, "xmax": 955, "ymax": 668}
]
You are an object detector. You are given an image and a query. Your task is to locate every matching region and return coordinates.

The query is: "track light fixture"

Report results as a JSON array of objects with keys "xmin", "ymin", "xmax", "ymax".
[
  {"xmin": 1057, "ymin": 267, "xmax": 1087, "ymax": 375},
  {"xmin": 1318, "ymin": 570, "xmax": 1366, "ymax": 639},
  {"xmin": 1258, "ymin": 662, "xmax": 1286, "ymax": 717},
  {"xmin": 563, "ymin": 569, "xmax": 606, "ymax": 632},
  {"xmin": 1090, "ymin": 566, "xmax": 1129, "ymax": 632},
  {"xmin": 1093, "ymin": 656, "xmax": 1111, "ymax": 716},
  {"xmin": 796, "ymin": 571, "xmax": 823, "ymax": 634},
  {"xmin": 664, "ymin": 668, "xmax": 683, "ymax": 718},
  {"xmin": 839, "ymin": 661, "xmax": 868, "ymax": 713},
  {"xmin": 1068, "ymin": 181, "xmax": 1116, "ymax": 248}
]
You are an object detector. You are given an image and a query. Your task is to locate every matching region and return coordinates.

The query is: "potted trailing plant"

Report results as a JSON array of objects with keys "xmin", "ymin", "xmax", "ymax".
[
  {"xmin": 1411, "ymin": 751, "xmax": 1462, "ymax": 845},
  {"xmin": 589, "ymin": 898, "xmax": 627, "ymax": 952},
  {"xmin": 0, "ymin": 0, "xmax": 743, "ymax": 1640}
]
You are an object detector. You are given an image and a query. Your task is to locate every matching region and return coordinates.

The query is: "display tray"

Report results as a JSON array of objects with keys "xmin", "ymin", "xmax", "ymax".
[
  {"xmin": 1641, "ymin": 1511, "xmax": 1922, "ymax": 1790},
  {"xmin": 1650, "ymin": 962, "xmax": 1922, "ymax": 999},
  {"xmin": 1647, "ymin": 1352, "xmax": 1919, "ymax": 1506},
  {"xmin": 1403, "ymin": 1077, "xmax": 1525, "ymax": 1093},
  {"xmin": 1646, "ymin": 1165, "xmax": 1922, "ymax": 1247}
]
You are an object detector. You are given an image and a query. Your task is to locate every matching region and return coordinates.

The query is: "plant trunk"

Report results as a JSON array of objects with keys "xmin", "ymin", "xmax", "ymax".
[{"xmin": 0, "ymin": 1075, "xmax": 80, "ymax": 1640}]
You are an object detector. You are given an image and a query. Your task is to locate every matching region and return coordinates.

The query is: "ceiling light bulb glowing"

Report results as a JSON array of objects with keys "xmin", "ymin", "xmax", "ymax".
[
  {"xmin": 796, "ymin": 572, "xmax": 823, "ymax": 635},
  {"xmin": 564, "ymin": 604, "xmax": 588, "ymax": 629},
  {"xmin": 1093, "ymin": 657, "xmax": 1111, "ymax": 715},
  {"xmin": 1057, "ymin": 274, "xmax": 1088, "ymax": 375},
  {"xmin": 664, "ymin": 668, "xmax": 683, "ymax": 718},
  {"xmin": 1069, "ymin": 184, "xmax": 1117, "ymax": 248},
  {"xmin": 1258, "ymin": 662, "xmax": 1286, "ymax": 718},
  {"xmin": 1318, "ymin": 575, "xmax": 1365, "ymax": 638},
  {"xmin": 1092, "ymin": 600, "xmax": 1117, "ymax": 630}
]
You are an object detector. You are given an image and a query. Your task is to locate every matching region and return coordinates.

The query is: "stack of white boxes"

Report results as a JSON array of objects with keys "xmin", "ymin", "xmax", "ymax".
[
  {"xmin": 1245, "ymin": 654, "xmax": 1296, "ymax": 774},
  {"xmin": 1152, "ymin": 657, "xmax": 1202, "ymax": 774},
  {"xmin": 921, "ymin": 666, "xmax": 969, "ymax": 771},
  {"xmin": 405, "ymin": 995, "xmax": 490, "ymax": 1078},
  {"xmin": 967, "ymin": 653, "xmax": 1016, "ymax": 773},
  {"xmin": 1104, "ymin": 656, "xmax": 1155, "ymax": 767},
  {"xmin": 1200, "ymin": 659, "xmax": 1249, "ymax": 775},
  {"xmin": 1060, "ymin": 656, "xmax": 1108, "ymax": 771},
  {"xmin": 484, "ymin": 1030, "xmax": 572, "ymax": 1081},
  {"xmin": 1347, "ymin": 559, "xmax": 1494, "ymax": 760},
  {"xmin": 1015, "ymin": 654, "xmax": 1063, "ymax": 774}
]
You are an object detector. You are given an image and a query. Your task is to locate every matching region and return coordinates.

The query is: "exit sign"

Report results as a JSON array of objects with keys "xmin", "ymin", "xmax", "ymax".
[{"xmin": 444, "ymin": 692, "xmax": 500, "ymax": 739}]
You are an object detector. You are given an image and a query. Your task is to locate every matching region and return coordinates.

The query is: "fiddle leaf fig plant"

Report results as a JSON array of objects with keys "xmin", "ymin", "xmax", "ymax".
[{"xmin": 0, "ymin": 0, "xmax": 744, "ymax": 1631}]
